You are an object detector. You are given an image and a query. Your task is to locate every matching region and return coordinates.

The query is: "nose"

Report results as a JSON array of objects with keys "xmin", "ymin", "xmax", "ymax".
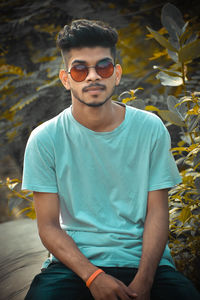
[{"xmin": 86, "ymin": 66, "xmax": 101, "ymax": 82}]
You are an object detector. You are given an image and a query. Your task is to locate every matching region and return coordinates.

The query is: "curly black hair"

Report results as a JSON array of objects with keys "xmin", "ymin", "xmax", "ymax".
[{"xmin": 57, "ymin": 19, "xmax": 118, "ymax": 61}]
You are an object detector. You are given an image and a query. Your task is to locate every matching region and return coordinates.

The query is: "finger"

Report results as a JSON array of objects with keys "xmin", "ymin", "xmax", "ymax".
[
  {"xmin": 117, "ymin": 288, "xmax": 136, "ymax": 300},
  {"xmin": 125, "ymin": 289, "xmax": 137, "ymax": 299},
  {"xmin": 116, "ymin": 279, "xmax": 138, "ymax": 298}
]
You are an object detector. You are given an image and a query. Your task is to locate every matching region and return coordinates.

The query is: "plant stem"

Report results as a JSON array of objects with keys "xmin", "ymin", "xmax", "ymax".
[{"xmin": 181, "ymin": 62, "xmax": 186, "ymax": 96}]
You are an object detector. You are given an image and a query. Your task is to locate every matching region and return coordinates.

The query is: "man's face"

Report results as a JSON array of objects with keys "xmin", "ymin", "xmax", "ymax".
[{"xmin": 59, "ymin": 47, "xmax": 122, "ymax": 107}]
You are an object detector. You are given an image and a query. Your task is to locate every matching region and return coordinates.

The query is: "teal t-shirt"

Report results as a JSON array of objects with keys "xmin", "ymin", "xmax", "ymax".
[{"xmin": 22, "ymin": 104, "xmax": 181, "ymax": 268}]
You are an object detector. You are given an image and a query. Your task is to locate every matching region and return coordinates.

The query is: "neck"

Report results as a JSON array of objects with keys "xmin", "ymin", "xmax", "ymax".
[{"xmin": 71, "ymin": 100, "xmax": 125, "ymax": 132}]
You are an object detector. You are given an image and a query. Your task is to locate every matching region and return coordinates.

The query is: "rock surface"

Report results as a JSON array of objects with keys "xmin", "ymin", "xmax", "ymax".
[{"xmin": 0, "ymin": 219, "xmax": 47, "ymax": 300}]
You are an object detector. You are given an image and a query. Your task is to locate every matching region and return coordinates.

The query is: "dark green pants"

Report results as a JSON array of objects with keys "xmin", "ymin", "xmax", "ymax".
[{"xmin": 25, "ymin": 263, "xmax": 200, "ymax": 300}]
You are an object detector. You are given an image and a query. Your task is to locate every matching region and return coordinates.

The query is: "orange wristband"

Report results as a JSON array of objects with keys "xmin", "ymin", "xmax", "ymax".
[{"xmin": 86, "ymin": 269, "xmax": 105, "ymax": 288}]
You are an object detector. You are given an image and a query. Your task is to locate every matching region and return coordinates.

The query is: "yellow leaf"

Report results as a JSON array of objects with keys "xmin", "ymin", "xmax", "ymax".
[
  {"xmin": 129, "ymin": 89, "xmax": 135, "ymax": 97},
  {"xmin": 149, "ymin": 49, "xmax": 167, "ymax": 60},
  {"xmin": 26, "ymin": 210, "xmax": 36, "ymax": 220},
  {"xmin": 122, "ymin": 97, "xmax": 133, "ymax": 104},
  {"xmin": 158, "ymin": 110, "xmax": 185, "ymax": 126},
  {"xmin": 171, "ymin": 147, "xmax": 189, "ymax": 152},
  {"xmin": 178, "ymin": 207, "xmax": 192, "ymax": 224},
  {"xmin": 0, "ymin": 64, "xmax": 24, "ymax": 76},
  {"xmin": 194, "ymin": 162, "xmax": 200, "ymax": 170},
  {"xmin": 182, "ymin": 175, "xmax": 194, "ymax": 186},
  {"xmin": 0, "ymin": 109, "xmax": 16, "ymax": 121},
  {"xmin": 178, "ymin": 140, "xmax": 185, "ymax": 147},
  {"xmin": 7, "ymin": 182, "xmax": 18, "ymax": 189},
  {"xmin": 187, "ymin": 105, "xmax": 200, "ymax": 115},
  {"xmin": 6, "ymin": 129, "xmax": 17, "ymax": 142},
  {"xmin": 145, "ymin": 105, "xmax": 160, "ymax": 112},
  {"xmin": 37, "ymin": 56, "xmax": 57, "ymax": 63},
  {"xmin": 15, "ymin": 207, "xmax": 30, "ymax": 216}
]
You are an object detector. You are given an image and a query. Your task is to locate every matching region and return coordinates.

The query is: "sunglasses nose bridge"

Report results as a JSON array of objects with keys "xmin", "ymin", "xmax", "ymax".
[{"xmin": 86, "ymin": 65, "xmax": 101, "ymax": 81}]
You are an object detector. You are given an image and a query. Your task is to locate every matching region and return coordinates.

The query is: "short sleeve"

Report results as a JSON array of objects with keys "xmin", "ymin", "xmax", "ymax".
[
  {"xmin": 148, "ymin": 122, "xmax": 182, "ymax": 191},
  {"xmin": 22, "ymin": 128, "xmax": 58, "ymax": 192}
]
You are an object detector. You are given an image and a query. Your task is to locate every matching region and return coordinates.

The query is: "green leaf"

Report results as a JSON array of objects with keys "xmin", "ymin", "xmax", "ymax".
[
  {"xmin": 167, "ymin": 96, "xmax": 187, "ymax": 121},
  {"xmin": 8, "ymin": 197, "xmax": 24, "ymax": 212},
  {"xmin": 179, "ymin": 40, "xmax": 200, "ymax": 63},
  {"xmin": 194, "ymin": 152, "xmax": 200, "ymax": 168},
  {"xmin": 167, "ymin": 50, "xmax": 178, "ymax": 63},
  {"xmin": 0, "ymin": 76, "xmax": 18, "ymax": 90},
  {"xmin": 37, "ymin": 78, "xmax": 59, "ymax": 91},
  {"xmin": 180, "ymin": 21, "xmax": 189, "ymax": 36},
  {"xmin": 146, "ymin": 27, "xmax": 177, "ymax": 52},
  {"xmin": 158, "ymin": 110, "xmax": 185, "ymax": 126},
  {"xmin": 153, "ymin": 65, "xmax": 182, "ymax": 77},
  {"xmin": 187, "ymin": 115, "xmax": 200, "ymax": 132},
  {"xmin": 10, "ymin": 94, "xmax": 39, "ymax": 111},
  {"xmin": 194, "ymin": 176, "xmax": 200, "ymax": 190},
  {"xmin": 161, "ymin": 3, "xmax": 185, "ymax": 39},
  {"xmin": 180, "ymin": 26, "xmax": 197, "ymax": 46},
  {"xmin": 129, "ymin": 99, "xmax": 145, "ymax": 110},
  {"xmin": 156, "ymin": 71, "xmax": 183, "ymax": 86},
  {"xmin": 167, "ymin": 95, "xmax": 179, "ymax": 113}
]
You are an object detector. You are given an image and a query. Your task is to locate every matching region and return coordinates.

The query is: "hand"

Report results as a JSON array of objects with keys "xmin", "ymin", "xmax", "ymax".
[
  {"xmin": 128, "ymin": 275, "xmax": 151, "ymax": 300},
  {"xmin": 89, "ymin": 272, "xmax": 137, "ymax": 300}
]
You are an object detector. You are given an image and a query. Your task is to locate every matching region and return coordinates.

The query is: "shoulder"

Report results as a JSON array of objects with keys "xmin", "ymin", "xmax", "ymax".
[
  {"xmin": 126, "ymin": 105, "xmax": 165, "ymax": 130},
  {"xmin": 125, "ymin": 105, "xmax": 170, "ymax": 147},
  {"xmin": 29, "ymin": 107, "xmax": 70, "ymax": 142}
]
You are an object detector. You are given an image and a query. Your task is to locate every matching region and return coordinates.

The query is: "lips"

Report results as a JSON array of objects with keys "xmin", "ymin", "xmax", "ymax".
[
  {"xmin": 85, "ymin": 87, "xmax": 104, "ymax": 92},
  {"xmin": 83, "ymin": 85, "xmax": 106, "ymax": 92}
]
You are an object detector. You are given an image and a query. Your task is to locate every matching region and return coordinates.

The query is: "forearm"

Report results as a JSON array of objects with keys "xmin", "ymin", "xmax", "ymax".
[
  {"xmin": 137, "ymin": 205, "xmax": 169, "ymax": 285},
  {"xmin": 39, "ymin": 224, "xmax": 98, "ymax": 282},
  {"xmin": 131, "ymin": 189, "xmax": 169, "ymax": 289}
]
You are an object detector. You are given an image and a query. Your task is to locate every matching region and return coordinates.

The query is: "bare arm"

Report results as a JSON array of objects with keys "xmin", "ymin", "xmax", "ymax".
[
  {"xmin": 129, "ymin": 189, "xmax": 169, "ymax": 299},
  {"xmin": 34, "ymin": 192, "xmax": 136, "ymax": 300},
  {"xmin": 34, "ymin": 192, "xmax": 98, "ymax": 281}
]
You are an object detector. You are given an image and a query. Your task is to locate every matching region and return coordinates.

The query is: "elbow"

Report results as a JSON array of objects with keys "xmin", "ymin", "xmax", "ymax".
[{"xmin": 37, "ymin": 222, "xmax": 61, "ymax": 244}]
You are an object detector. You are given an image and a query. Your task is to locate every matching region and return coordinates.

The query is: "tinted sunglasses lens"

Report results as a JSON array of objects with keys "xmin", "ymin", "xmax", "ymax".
[
  {"xmin": 96, "ymin": 61, "xmax": 114, "ymax": 78},
  {"xmin": 70, "ymin": 65, "xmax": 88, "ymax": 82}
]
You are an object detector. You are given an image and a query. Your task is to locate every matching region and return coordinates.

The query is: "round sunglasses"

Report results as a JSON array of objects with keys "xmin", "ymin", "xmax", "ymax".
[{"xmin": 68, "ymin": 60, "xmax": 115, "ymax": 82}]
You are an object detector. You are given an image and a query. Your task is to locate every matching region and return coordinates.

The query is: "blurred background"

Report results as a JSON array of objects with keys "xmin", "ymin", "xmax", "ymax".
[
  {"xmin": 0, "ymin": 1, "xmax": 200, "ymax": 297},
  {"xmin": 1, "ymin": 0, "xmax": 200, "ymax": 222}
]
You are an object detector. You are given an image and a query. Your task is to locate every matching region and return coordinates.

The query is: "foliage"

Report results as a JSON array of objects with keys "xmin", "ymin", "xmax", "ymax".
[
  {"xmin": 1, "ymin": 0, "xmax": 200, "ymax": 289},
  {"xmin": 168, "ymin": 92, "xmax": 200, "ymax": 290},
  {"xmin": 0, "ymin": 178, "xmax": 35, "ymax": 219},
  {"xmin": 122, "ymin": 3, "xmax": 200, "ymax": 289},
  {"xmin": 1, "ymin": 0, "xmax": 199, "ymax": 169},
  {"xmin": 147, "ymin": 5, "xmax": 200, "ymax": 88}
]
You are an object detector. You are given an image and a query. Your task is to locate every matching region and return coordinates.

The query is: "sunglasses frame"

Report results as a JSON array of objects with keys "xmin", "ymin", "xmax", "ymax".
[{"xmin": 67, "ymin": 60, "xmax": 115, "ymax": 82}]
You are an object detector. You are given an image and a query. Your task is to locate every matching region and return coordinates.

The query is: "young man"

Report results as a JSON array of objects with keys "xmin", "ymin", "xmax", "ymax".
[{"xmin": 22, "ymin": 20, "xmax": 200, "ymax": 300}]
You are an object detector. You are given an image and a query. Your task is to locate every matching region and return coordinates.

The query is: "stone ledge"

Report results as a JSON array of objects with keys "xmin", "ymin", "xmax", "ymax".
[{"xmin": 0, "ymin": 219, "xmax": 47, "ymax": 300}]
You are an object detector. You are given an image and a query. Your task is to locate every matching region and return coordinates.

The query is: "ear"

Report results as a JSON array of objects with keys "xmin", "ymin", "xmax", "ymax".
[
  {"xmin": 115, "ymin": 64, "xmax": 122, "ymax": 86},
  {"xmin": 59, "ymin": 69, "xmax": 71, "ymax": 90}
]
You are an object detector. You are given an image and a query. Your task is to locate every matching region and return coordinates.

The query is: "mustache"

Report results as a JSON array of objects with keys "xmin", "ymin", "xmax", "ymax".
[{"xmin": 82, "ymin": 83, "xmax": 106, "ymax": 92}]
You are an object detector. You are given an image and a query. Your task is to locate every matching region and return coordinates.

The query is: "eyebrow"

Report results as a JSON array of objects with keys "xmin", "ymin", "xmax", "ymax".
[{"xmin": 71, "ymin": 57, "xmax": 113, "ymax": 65}]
